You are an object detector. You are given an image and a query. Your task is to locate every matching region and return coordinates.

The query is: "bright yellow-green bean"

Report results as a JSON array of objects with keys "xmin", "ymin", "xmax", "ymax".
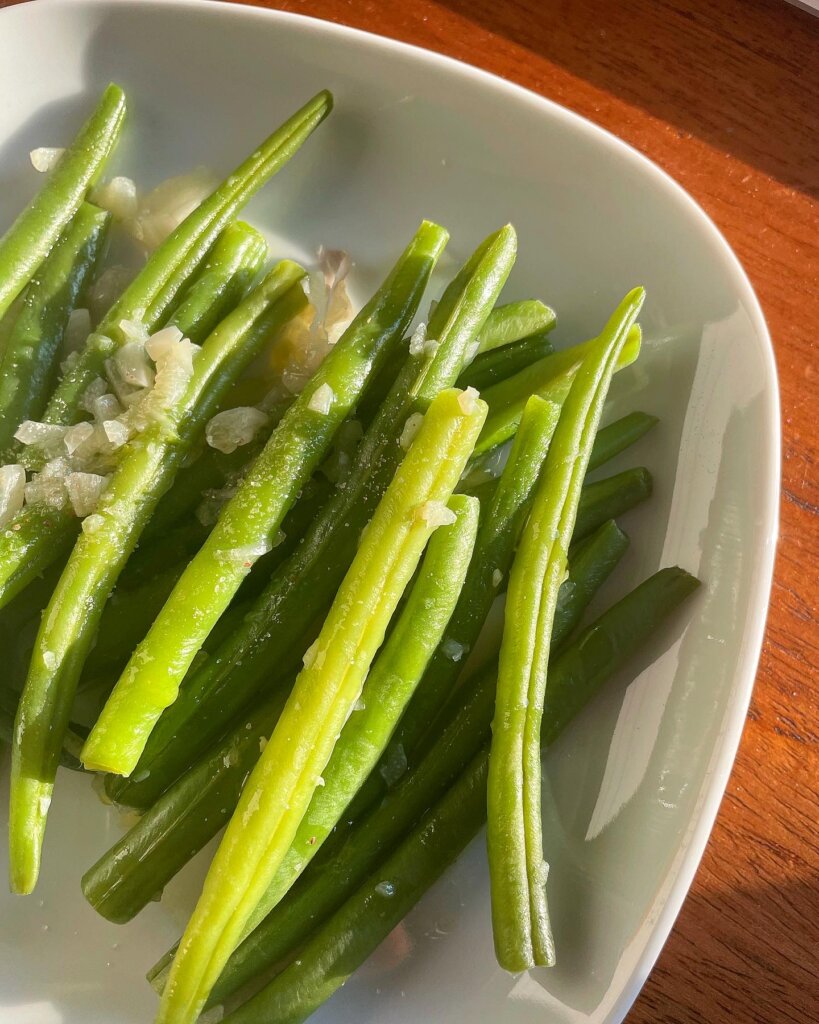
[
  {"xmin": 241, "ymin": 493, "xmax": 480, "ymax": 939},
  {"xmin": 156, "ymin": 386, "xmax": 486, "ymax": 1024}
]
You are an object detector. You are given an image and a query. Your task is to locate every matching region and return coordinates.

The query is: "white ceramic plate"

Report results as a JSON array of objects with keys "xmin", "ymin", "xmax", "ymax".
[{"xmin": 0, "ymin": 1, "xmax": 779, "ymax": 1022}]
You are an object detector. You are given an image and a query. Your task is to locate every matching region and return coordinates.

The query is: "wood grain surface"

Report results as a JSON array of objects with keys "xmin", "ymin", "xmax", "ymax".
[{"xmin": 2, "ymin": 0, "xmax": 817, "ymax": 1020}]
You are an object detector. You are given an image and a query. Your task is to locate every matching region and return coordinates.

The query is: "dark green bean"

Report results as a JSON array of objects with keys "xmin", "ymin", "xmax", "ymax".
[
  {"xmin": 574, "ymin": 466, "xmax": 652, "ymax": 540},
  {"xmin": 588, "ymin": 411, "xmax": 657, "ymax": 472},
  {"xmin": 457, "ymin": 330, "xmax": 554, "ymax": 391}
]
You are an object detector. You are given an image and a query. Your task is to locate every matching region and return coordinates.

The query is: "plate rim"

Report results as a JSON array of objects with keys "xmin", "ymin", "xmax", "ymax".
[{"xmin": 0, "ymin": 1, "xmax": 782, "ymax": 1020}]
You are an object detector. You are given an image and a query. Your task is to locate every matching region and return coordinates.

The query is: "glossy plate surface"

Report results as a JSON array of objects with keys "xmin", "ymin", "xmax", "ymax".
[{"xmin": 0, "ymin": 1, "xmax": 779, "ymax": 1021}]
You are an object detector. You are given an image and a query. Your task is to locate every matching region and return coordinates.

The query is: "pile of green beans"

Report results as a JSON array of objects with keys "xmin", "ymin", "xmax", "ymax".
[
  {"xmin": 86, "ymin": 219, "xmax": 452, "ymax": 781},
  {"xmin": 10, "ymin": 260, "xmax": 307, "ymax": 894},
  {"xmin": 107, "ymin": 224, "xmax": 517, "ymax": 810},
  {"xmin": 0, "ymin": 81, "xmax": 706, "ymax": 1024},
  {"xmin": 214, "ymin": 568, "xmax": 700, "ymax": 1019}
]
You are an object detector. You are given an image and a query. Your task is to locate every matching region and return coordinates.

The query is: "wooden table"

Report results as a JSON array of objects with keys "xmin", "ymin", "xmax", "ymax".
[
  {"xmin": 220, "ymin": 3, "xmax": 819, "ymax": 1020},
  {"xmin": 3, "ymin": 0, "xmax": 816, "ymax": 1019}
]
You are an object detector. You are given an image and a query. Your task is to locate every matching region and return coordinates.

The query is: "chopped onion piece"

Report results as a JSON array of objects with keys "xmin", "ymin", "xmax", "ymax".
[
  {"xmin": 119, "ymin": 319, "xmax": 150, "ymax": 345},
  {"xmin": 24, "ymin": 457, "xmax": 70, "ymax": 509},
  {"xmin": 135, "ymin": 330, "xmax": 198, "ymax": 423},
  {"xmin": 66, "ymin": 472, "xmax": 109, "ymax": 517},
  {"xmin": 132, "ymin": 168, "xmax": 218, "ymax": 251},
  {"xmin": 0, "ymin": 465, "xmax": 26, "ymax": 528},
  {"xmin": 92, "ymin": 393, "xmax": 122, "ymax": 422},
  {"xmin": 64, "ymin": 422, "xmax": 95, "ymax": 455},
  {"xmin": 415, "ymin": 501, "xmax": 457, "ymax": 529},
  {"xmin": 93, "ymin": 176, "xmax": 139, "ymax": 221},
  {"xmin": 440, "ymin": 638, "xmax": 466, "ymax": 662},
  {"xmin": 205, "ymin": 407, "xmax": 268, "ymax": 454},
  {"xmin": 492, "ymin": 568, "xmax": 503, "ymax": 588},
  {"xmin": 114, "ymin": 342, "xmax": 155, "ymax": 388},
  {"xmin": 29, "ymin": 147, "xmax": 64, "ymax": 173},
  {"xmin": 82, "ymin": 513, "xmax": 105, "ymax": 535},
  {"xmin": 102, "ymin": 420, "xmax": 130, "ymax": 448},
  {"xmin": 276, "ymin": 246, "xmax": 354, "ymax": 393},
  {"xmin": 408, "ymin": 322, "xmax": 427, "ymax": 356},
  {"xmin": 302, "ymin": 640, "xmax": 319, "ymax": 669},
  {"xmin": 457, "ymin": 386, "xmax": 480, "ymax": 414},
  {"xmin": 79, "ymin": 377, "xmax": 109, "ymax": 414},
  {"xmin": 144, "ymin": 325, "xmax": 185, "ymax": 361},
  {"xmin": 14, "ymin": 421, "xmax": 67, "ymax": 451},
  {"xmin": 216, "ymin": 541, "xmax": 271, "ymax": 574},
  {"xmin": 307, "ymin": 382, "xmax": 335, "ymax": 415},
  {"xmin": 399, "ymin": 412, "xmax": 424, "ymax": 451}
]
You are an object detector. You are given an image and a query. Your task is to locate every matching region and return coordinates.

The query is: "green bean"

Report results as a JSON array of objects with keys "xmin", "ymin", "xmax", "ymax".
[
  {"xmin": 42, "ymin": 91, "xmax": 332, "ymax": 427},
  {"xmin": 243, "ymin": 494, "xmax": 479, "ymax": 939},
  {"xmin": 487, "ymin": 287, "xmax": 644, "ymax": 970},
  {"xmin": 79, "ymin": 564, "xmax": 187, "ymax": 684},
  {"xmin": 155, "ymin": 387, "xmax": 487, "ymax": 1024},
  {"xmin": 475, "ymin": 323, "xmax": 642, "ymax": 456},
  {"xmin": 588, "ymin": 410, "xmax": 657, "ymax": 472},
  {"xmin": 458, "ymin": 330, "xmax": 554, "ymax": 391},
  {"xmin": 0, "ymin": 203, "xmax": 110, "ymax": 456},
  {"xmin": 551, "ymin": 519, "xmax": 629, "ymax": 650},
  {"xmin": 574, "ymin": 466, "xmax": 652, "ymax": 541},
  {"xmin": 107, "ymin": 226, "xmax": 514, "ymax": 809},
  {"xmin": 0, "ymin": 84, "xmax": 125, "ymax": 322},
  {"xmin": 9, "ymin": 262, "xmax": 306, "ymax": 894},
  {"xmin": 218, "ymin": 567, "xmax": 699, "ymax": 1020},
  {"xmin": 476, "ymin": 299, "xmax": 556, "ymax": 354},
  {"xmin": 82, "ymin": 689, "xmax": 290, "ymax": 923},
  {"xmin": 83, "ymin": 222, "xmax": 449, "ymax": 779}
]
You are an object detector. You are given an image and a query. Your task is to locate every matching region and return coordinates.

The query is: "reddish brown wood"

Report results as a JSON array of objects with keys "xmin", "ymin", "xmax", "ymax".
[{"xmin": 2, "ymin": 0, "xmax": 817, "ymax": 1019}]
